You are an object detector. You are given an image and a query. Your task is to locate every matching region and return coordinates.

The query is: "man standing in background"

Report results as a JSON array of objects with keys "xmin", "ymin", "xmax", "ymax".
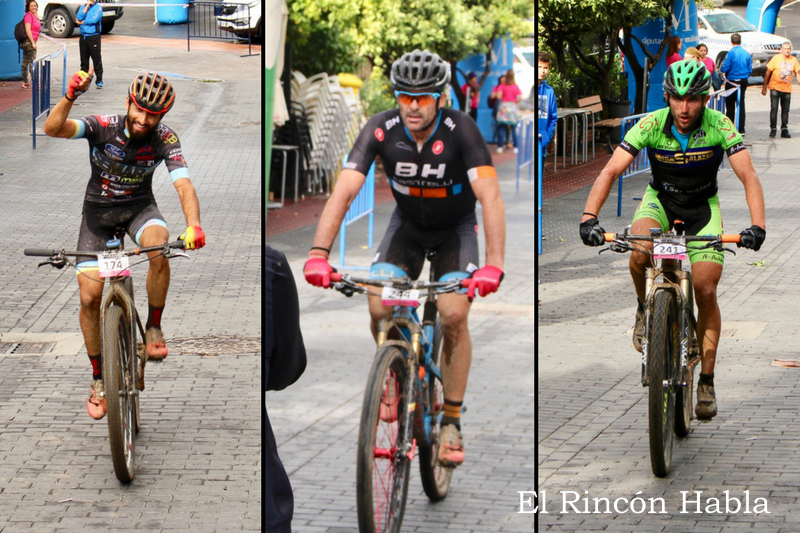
[
  {"xmin": 761, "ymin": 41, "xmax": 800, "ymax": 138},
  {"xmin": 76, "ymin": 0, "xmax": 104, "ymax": 88},
  {"xmin": 537, "ymin": 52, "xmax": 558, "ymax": 151},
  {"xmin": 720, "ymin": 33, "xmax": 752, "ymax": 134}
]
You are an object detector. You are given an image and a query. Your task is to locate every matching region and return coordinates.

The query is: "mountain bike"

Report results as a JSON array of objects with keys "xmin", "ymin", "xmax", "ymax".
[
  {"xmin": 25, "ymin": 232, "xmax": 187, "ymax": 482},
  {"xmin": 600, "ymin": 225, "xmax": 739, "ymax": 477},
  {"xmin": 330, "ymin": 260, "xmax": 468, "ymax": 533}
]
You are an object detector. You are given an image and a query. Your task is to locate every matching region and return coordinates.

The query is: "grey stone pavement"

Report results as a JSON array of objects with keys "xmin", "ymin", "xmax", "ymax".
[
  {"xmin": 0, "ymin": 37, "xmax": 261, "ymax": 530},
  {"xmin": 268, "ymin": 158, "xmax": 535, "ymax": 531},
  {"xmin": 539, "ymin": 86, "xmax": 800, "ymax": 531}
]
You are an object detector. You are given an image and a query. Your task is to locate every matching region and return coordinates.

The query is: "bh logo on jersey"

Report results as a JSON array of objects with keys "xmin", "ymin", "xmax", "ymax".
[{"xmin": 395, "ymin": 162, "xmax": 446, "ymax": 179}]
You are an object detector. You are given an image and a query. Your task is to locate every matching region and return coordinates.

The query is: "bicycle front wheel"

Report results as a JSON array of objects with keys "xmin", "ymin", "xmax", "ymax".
[
  {"xmin": 103, "ymin": 304, "xmax": 136, "ymax": 483},
  {"xmin": 648, "ymin": 290, "xmax": 678, "ymax": 478},
  {"xmin": 357, "ymin": 345, "xmax": 411, "ymax": 533},
  {"xmin": 418, "ymin": 320, "xmax": 453, "ymax": 502}
]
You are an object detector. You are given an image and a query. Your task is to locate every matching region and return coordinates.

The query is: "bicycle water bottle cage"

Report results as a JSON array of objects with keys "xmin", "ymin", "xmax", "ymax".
[{"xmin": 105, "ymin": 238, "xmax": 121, "ymax": 250}]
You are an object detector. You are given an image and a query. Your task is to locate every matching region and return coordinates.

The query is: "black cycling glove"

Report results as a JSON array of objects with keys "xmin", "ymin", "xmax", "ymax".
[
  {"xmin": 738, "ymin": 225, "xmax": 766, "ymax": 252},
  {"xmin": 579, "ymin": 218, "xmax": 606, "ymax": 247}
]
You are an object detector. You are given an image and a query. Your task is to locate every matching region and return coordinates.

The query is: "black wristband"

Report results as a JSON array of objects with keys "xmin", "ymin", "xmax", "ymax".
[
  {"xmin": 310, "ymin": 246, "xmax": 330, "ymax": 253},
  {"xmin": 64, "ymin": 93, "xmax": 75, "ymax": 101},
  {"xmin": 583, "ymin": 212, "xmax": 597, "ymax": 218}
]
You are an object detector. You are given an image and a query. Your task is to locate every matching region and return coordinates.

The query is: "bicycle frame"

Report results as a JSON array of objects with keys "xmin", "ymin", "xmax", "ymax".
[
  {"xmin": 375, "ymin": 297, "xmax": 443, "ymax": 455},
  {"xmin": 642, "ymin": 258, "xmax": 697, "ymax": 390}
]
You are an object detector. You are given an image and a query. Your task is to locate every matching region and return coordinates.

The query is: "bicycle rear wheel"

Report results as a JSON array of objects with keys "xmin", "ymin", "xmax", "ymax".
[
  {"xmin": 648, "ymin": 290, "xmax": 678, "ymax": 478},
  {"xmin": 103, "ymin": 304, "xmax": 136, "ymax": 483},
  {"xmin": 357, "ymin": 345, "xmax": 411, "ymax": 533},
  {"xmin": 418, "ymin": 320, "xmax": 453, "ymax": 502}
]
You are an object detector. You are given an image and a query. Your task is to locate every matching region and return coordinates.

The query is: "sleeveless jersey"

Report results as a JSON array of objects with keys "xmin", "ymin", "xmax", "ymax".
[{"xmin": 345, "ymin": 108, "xmax": 496, "ymax": 229}]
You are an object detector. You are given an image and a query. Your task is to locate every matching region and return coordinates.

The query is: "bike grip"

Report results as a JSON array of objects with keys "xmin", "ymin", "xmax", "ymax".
[
  {"xmin": 330, "ymin": 273, "xmax": 343, "ymax": 282},
  {"xmin": 24, "ymin": 248, "xmax": 56, "ymax": 256},
  {"xmin": 721, "ymin": 235, "xmax": 741, "ymax": 243},
  {"xmin": 169, "ymin": 240, "xmax": 186, "ymax": 249},
  {"xmin": 604, "ymin": 233, "xmax": 615, "ymax": 242}
]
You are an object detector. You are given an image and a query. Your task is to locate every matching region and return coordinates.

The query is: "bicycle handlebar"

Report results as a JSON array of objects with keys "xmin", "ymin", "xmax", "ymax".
[
  {"xmin": 24, "ymin": 240, "xmax": 186, "ymax": 258},
  {"xmin": 603, "ymin": 233, "xmax": 741, "ymax": 244},
  {"xmin": 330, "ymin": 272, "xmax": 470, "ymax": 290}
]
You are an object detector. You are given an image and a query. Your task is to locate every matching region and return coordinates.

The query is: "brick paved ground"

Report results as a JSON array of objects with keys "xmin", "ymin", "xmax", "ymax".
[
  {"xmin": 539, "ymin": 86, "xmax": 800, "ymax": 530},
  {"xmin": 0, "ymin": 36, "xmax": 261, "ymax": 532},
  {"xmin": 268, "ymin": 156, "xmax": 535, "ymax": 532}
]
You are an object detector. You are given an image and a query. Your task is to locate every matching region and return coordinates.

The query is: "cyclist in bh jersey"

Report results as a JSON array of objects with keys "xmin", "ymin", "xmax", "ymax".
[
  {"xmin": 579, "ymin": 60, "xmax": 766, "ymax": 420},
  {"xmin": 303, "ymin": 49, "xmax": 506, "ymax": 467},
  {"xmin": 44, "ymin": 70, "xmax": 206, "ymax": 420}
]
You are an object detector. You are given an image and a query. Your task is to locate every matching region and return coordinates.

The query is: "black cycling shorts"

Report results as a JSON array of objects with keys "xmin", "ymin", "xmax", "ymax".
[
  {"xmin": 76, "ymin": 200, "xmax": 168, "ymax": 269},
  {"xmin": 369, "ymin": 208, "xmax": 480, "ymax": 283}
]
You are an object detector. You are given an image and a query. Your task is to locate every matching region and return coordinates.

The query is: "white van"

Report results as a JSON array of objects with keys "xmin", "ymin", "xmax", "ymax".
[
  {"xmin": 37, "ymin": 0, "xmax": 124, "ymax": 39},
  {"xmin": 698, "ymin": 8, "xmax": 791, "ymax": 76},
  {"xmin": 216, "ymin": 0, "xmax": 262, "ymax": 39}
]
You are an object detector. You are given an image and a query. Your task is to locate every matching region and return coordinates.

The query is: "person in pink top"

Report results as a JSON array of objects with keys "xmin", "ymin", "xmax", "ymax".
[
  {"xmin": 461, "ymin": 72, "xmax": 483, "ymax": 122},
  {"xmin": 494, "ymin": 69, "xmax": 522, "ymax": 153},
  {"xmin": 21, "ymin": 0, "xmax": 41, "ymax": 89},
  {"xmin": 666, "ymin": 35, "xmax": 682, "ymax": 68}
]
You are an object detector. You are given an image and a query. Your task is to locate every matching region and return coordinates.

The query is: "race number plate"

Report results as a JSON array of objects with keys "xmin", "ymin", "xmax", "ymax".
[
  {"xmin": 653, "ymin": 238, "xmax": 687, "ymax": 260},
  {"xmin": 381, "ymin": 287, "xmax": 420, "ymax": 307},
  {"xmin": 98, "ymin": 253, "xmax": 130, "ymax": 278}
]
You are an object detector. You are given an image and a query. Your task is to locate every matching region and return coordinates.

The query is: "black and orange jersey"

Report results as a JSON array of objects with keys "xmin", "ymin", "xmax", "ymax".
[{"xmin": 345, "ymin": 108, "xmax": 496, "ymax": 229}]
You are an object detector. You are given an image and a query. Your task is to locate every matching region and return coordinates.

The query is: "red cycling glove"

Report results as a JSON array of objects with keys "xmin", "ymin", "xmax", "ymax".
[
  {"xmin": 304, "ymin": 257, "xmax": 336, "ymax": 288},
  {"xmin": 466, "ymin": 265, "xmax": 505, "ymax": 300},
  {"xmin": 179, "ymin": 226, "xmax": 206, "ymax": 249},
  {"xmin": 65, "ymin": 69, "xmax": 92, "ymax": 101}
]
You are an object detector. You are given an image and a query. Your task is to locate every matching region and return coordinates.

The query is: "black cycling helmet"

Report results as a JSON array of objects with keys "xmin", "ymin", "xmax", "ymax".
[
  {"xmin": 662, "ymin": 59, "xmax": 711, "ymax": 97},
  {"xmin": 129, "ymin": 72, "xmax": 175, "ymax": 115},
  {"xmin": 390, "ymin": 49, "xmax": 451, "ymax": 94}
]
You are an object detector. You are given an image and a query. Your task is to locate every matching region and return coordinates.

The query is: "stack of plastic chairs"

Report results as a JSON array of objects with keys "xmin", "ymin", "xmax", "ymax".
[{"xmin": 290, "ymin": 71, "xmax": 366, "ymax": 196}]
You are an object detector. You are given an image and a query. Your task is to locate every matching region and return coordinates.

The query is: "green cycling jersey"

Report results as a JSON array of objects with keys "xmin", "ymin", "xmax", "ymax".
[{"xmin": 620, "ymin": 107, "xmax": 746, "ymax": 208}]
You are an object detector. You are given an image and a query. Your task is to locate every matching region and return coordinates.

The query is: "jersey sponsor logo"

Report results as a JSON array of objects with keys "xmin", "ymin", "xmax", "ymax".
[
  {"xmin": 637, "ymin": 114, "xmax": 659, "ymax": 132},
  {"xmin": 692, "ymin": 130, "xmax": 706, "ymax": 142},
  {"xmin": 647, "ymin": 202, "xmax": 660, "ymax": 210},
  {"xmin": 652, "ymin": 149, "xmax": 715, "ymax": 164},
  {"xmin": 104, "ymin": 144, "xmax": 125, "ymax": 161},
  {"xmin": 375, "ymin": 128, "xmax": 385, "ymax": 141},
  {"xmin": 344, "ymin": 161, "xmax": 358, "ymax": 169},
  {"xmin": 385, "ymin": 116, "xmax": 401, "ymax": 130},
  {"xmin": 137, "ymin": 145, "xmax": 153, "ymax": 154},
  {"xmin": 444, "ymin": 117, "xmax": 456, "ymax": 131},
  {"xmin": 395, "ymin": 141, "xmax": 414, "ymax": 152},
  {"xmin": 432, "ymin": 140, "xmax": 444, "ymax": 154},
  {"xmin": 95, "ymin": 114, "xmax": 114, "ymax": 127},
  {"xmin": 394, "ymin": 162, "xmax": 447, "ymax": 179}
]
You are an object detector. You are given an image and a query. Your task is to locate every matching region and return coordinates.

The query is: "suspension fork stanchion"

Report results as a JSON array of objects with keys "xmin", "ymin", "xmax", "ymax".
[{"xmin": 642, "ymin": 268, "xmax": 658, "ymax": 386}]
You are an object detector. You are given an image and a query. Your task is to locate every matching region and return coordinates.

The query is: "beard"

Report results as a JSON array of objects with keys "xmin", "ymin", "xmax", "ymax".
[{"xmin": 126, "ymin": 117, "xmax": 157, "ymax": 143}]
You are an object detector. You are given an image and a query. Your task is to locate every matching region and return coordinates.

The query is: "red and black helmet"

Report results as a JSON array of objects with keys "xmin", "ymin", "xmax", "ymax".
[{"xmin": 129, "ymin": 72, "xmax": 175, "ymax": 115}]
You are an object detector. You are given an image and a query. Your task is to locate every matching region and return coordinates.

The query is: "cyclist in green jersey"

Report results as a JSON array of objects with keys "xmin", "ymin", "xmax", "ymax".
[{"xmin": 578, "ymin": 60, "xmax": 766, "ymax": 420}]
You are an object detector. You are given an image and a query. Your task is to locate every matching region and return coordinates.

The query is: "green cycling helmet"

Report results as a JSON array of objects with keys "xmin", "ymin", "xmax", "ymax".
[{"xmin": 662, "ymin": 59, "xmax": 711, "ymax": 97}]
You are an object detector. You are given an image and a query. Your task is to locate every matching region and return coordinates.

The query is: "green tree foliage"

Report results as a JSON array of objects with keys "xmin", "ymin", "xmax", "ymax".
[{"xmin": 287, "ymin": 0, "xmax": 533, "ymax": 112}]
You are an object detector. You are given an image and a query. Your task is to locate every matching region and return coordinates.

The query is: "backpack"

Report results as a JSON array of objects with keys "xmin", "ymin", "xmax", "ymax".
[{"xmin": 14, "ymin": 18, "xmax": 27, "ymax": 44}]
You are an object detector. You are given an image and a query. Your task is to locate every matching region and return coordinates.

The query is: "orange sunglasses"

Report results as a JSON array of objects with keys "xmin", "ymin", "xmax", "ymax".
[{"xmin": 394, "ymin": 91, "xmax": 442, "ymax": 106}]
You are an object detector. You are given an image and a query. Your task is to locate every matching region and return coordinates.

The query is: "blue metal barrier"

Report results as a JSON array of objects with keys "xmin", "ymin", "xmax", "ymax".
[
  {"xmin": 338, "ymin": 156, "xmax": 376, "ymax": 269},
  {"xmin": 537, "ymin": 134, "xmax": 543, "ymax": 256},
  {"xmin": 516, "ymin": 116, "xmax": 535, "ymax": 191},
  {"xmin": 615, "ymin": 112, "xmax": 650, "ymax": 216},
  {"xmin": 31, "ymin": 36, "xmax": 66, "ymax": 150}
]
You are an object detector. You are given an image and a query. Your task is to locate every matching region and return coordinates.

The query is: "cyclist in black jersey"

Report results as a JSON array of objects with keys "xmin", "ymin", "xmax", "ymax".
[
  {"xmin": 579, "ymin": 60, "xmax": 766, "ymax": 420},
  {"xmin": 304, "ymin": 50, "xmax": 506, "ymax": 467},
  {"xmin": 44, "ymin": 70, "xmax": 206, "ymax": 420}
]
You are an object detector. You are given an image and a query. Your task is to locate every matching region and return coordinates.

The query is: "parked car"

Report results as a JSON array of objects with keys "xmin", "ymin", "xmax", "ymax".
[
  {"xmin": 698, "ymin": 7, "xmax": 791, "ymax": 77},
  {"xmin": 216, "ymin": 0, "xmax": 262, "ymax": 40},
  {"xmin": 513, "ymin": 46, "xmax": 535, "ymax": 100},
  {"xmin": 37, "ymin": 0, "xmax": 124, "ymax": 39}
]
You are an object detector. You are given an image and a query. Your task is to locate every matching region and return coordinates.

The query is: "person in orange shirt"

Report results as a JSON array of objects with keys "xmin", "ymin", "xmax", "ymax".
[{"xmin": 762, "ymin": 42, "xmax": 800, "ymax": 138}]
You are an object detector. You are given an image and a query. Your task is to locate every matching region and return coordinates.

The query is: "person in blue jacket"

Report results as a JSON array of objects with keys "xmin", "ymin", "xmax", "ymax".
[
  {"xmin": 76, "ymin": 0, "xmax": 104, "ymax": 88},
  {"xmin": 538, "ymin": 52, "xmax": 558, "ymax": 151},
  {"xmin": 720, "ymin": 33, "xmax": 752, "ymax": 134}
]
